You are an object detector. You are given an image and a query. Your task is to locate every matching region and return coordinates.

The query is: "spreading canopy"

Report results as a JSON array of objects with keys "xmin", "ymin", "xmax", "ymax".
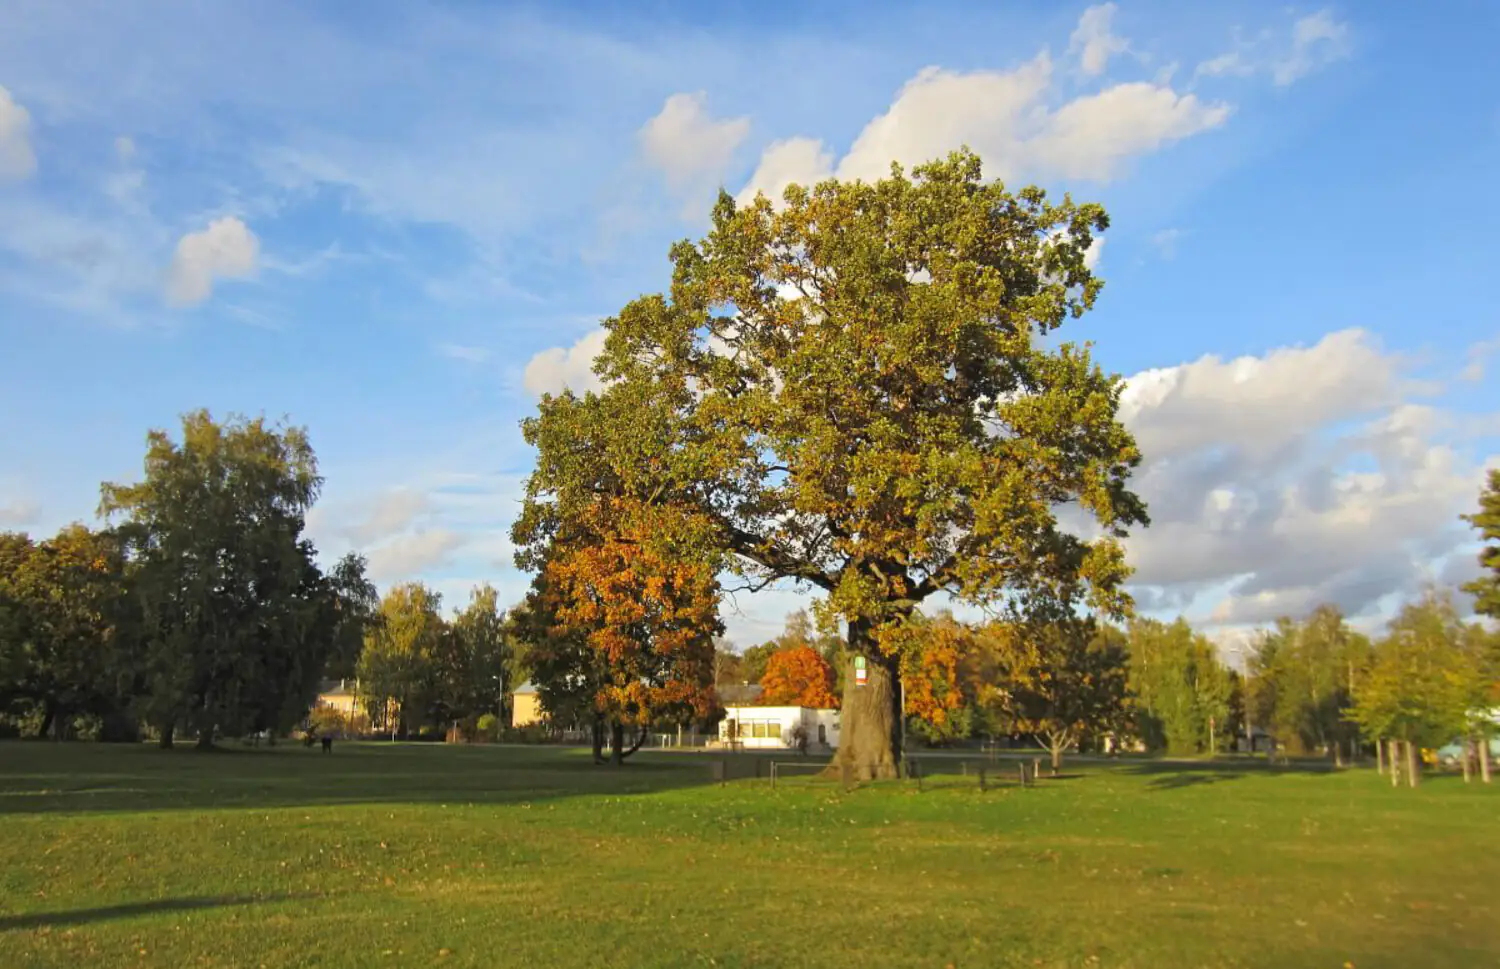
[{"xmin": 514, "ymin": 149, "xmax": 1148, "ymax": 776}]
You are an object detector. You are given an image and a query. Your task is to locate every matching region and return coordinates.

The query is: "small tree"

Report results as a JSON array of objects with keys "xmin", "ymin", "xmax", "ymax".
[
  {"xmin": 988, "ymin": 614, "xmax": 1129, "ymax": 771},
  {"xmin": 1350, "ymin": 590, "xmax": 1475, "ymax": 788},
  {"xmin": 1462, "ymin": 469, "xmax": 1500, "ymax": 619}
]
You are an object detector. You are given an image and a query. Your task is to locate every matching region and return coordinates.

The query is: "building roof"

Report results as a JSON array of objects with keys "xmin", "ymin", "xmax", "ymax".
[{"xmin": 512, "ymin": 680, "xmax": 538, "ymax": 696}]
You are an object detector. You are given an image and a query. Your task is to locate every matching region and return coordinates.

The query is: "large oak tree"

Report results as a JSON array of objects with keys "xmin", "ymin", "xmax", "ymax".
[{"xmin": 514, "ymin": 150, "xmax": 1148, "ymax": 778}]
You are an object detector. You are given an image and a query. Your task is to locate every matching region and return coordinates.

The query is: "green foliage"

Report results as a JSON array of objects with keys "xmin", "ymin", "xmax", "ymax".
[
  {"xmin": 98, "ymin": 410, "xmax": 337, "ymax": 745},
  {"xmin": 1246, "ymin": 605, "xmax": 1370, "ymax": 755},
  {"xmin": 1126, "ymin": 617, "xmax": 1233, "ymax": 755},
  {"xmin": 1350, "ymin": 588, "xmax": 1482, "ymax": 748},
  {"xmin": 357, "ymin": 583, "xmax": 447, "ymax": 738},
  {"xmin": 1462, "ymin": 468, "xmax": 1500, "ymax": 619},
  {"xmin": 0, "ymin": 525, "xmax": 138, "ymax": 737},
  {"xmin": 437, "ymin": 584, "xmax": 513, "ymax": 731},
  {"xmin": 513, "ymin": 149, "xmax": 1149, "ymax": 770}
]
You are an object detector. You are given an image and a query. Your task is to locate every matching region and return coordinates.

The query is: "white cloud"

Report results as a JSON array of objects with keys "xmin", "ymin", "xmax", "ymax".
[
  {"xmin": 0, "ymin": 86, "xmax": 37, "ymax": 180},
  {"xmin": 165, "ymin": 216, "xmax": 259, "ymax": 307},
  {"xmin": 1273, "ymin": 11, "xmax": 1352, "ymax": 87},
  {"xmin": 522, "ymin": 328, "xmax": 608, "ymax": 397},
  {"xmin": 1070, "ymin": 3, "xmax": 1129, "ymax": 77},
  {"xmin": 739, "ymin": 51, "xmax": 1230, "ymax": 200},
  {"xmin": 0, "ymin": 499, "xmax": 40, "ymax": 527},
  {"xmin": 366, "ymin": 529, "xmax": 467, "ymax": 582},
  {"xmin": 347, "ymin": 488, "xmax": 431, "ymax": 546},
  {"xmin": 1116, "ymin": 329, "xmax": 1494, "ymax": 629},
  {"xmin": 1195, "ymin": 10, "xmax": 1351, "ymax": 87},
  {"xmin": 438, "ymin": 343, "xmax": 491, "ymax": 364},
  {"xmin": 1460, "ymin": 334, "xmax": 1500, "ymax": 383},
  {"xmin": 639, "ymin": 92, "xmax": 750, "ymax": 195},
  {"xmin": 735, "ymin": 137, "xmax": 835, "ymax": 206},
  {"xmin": 113, "ymin": 135, "xmax": 135, "ymax": 161},
  {"xmin": 1084, "ymin": 236, "xmax": 1105, "ymax": 270}
]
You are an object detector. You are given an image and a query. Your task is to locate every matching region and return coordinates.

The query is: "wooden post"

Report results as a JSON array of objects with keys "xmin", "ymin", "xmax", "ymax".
[{"xmin": 771, "ymin": 762, "xmax": 778, "ymax": 790}]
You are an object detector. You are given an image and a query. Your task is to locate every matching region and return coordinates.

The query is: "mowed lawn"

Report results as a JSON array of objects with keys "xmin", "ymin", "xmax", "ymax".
[{"xmin": 0, "ymin": 743, "xmax": 1496, "ymax": 969}]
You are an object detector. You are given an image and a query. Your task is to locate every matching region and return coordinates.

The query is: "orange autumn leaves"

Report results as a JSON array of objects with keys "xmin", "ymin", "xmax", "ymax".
[
  {"xmin": 543, "ymin": 498, "xmax": 719, "ymax": 724},
  {"xmin": 759, "ymin": 645, "xmax": 839, "ymax": 708}
]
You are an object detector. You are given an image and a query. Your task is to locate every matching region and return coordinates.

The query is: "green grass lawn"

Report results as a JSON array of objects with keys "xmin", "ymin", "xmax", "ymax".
[{"xmin": 1, "ymin": 743, "xmax": 1496, "ymax": 969}]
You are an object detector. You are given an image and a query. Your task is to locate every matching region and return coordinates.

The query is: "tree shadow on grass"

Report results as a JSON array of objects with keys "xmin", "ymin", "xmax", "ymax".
[
  {"xmin": 0, "ymin": 894, "xmax": 305, "ymax": 932},
  {"xmin": 0, "ymin": 741, "xmax": 796, "ymax": 817}
]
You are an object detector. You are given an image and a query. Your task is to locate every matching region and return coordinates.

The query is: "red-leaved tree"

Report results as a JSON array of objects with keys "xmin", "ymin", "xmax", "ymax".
[{"xmin": 760, "ymin": 645, "xmax": 840, "ymax": 708}]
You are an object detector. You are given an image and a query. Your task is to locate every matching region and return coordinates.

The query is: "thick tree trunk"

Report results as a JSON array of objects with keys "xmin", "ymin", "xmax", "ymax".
[
  {"xmin": 1405, "ymin": 739, "xmax": 1420, "ymax": 788},
  {"xmin": 159, "ymin": 724, "xmax": 174, "ymax": 749},
  {"xmin": 1481, "ymin": 737, "xmax": 1493, "ymax": 784},
  {"xmin": 591, "ymin": 714, "xmax": 605, "ymax": 764},
  {"xmin": 826, "ymin": 624, "xmax": 901, "ymax": 782}
]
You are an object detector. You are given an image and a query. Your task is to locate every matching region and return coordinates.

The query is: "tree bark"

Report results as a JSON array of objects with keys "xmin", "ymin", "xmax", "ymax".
[
  {"xmin": 1375, "ymin": 736, "xmax": 1385, "ymax": 775},
  {"xmin": 607, "ymin": 721, "xmax": 648, "ymax": 765},
  {"xmin": 1404, "ymin": 739, "xmax": 1420, "ymax": 789},
  {"xmin": 36, "ymin": 702, "xmax": 55, "ymax": 740},
  {"xmin": 826, "ymin": 623, "xmax": 901, "ymax": 781},
  {"xmin": 591, "ymin": 714, "xmax": 605, "ymax": 764},
  {"xmin": 1389, "ymin": 739, "xmax": 1402, "ymax": 788},
  {"xmin": 1462, "ymin": 738, "xmax": 1473, "ymax": 783},
  {"xmin": 1480, "ymin": 737, "xmax": 1493, "ymax": 784},
  {"xmin": 159, "ymin": 724, "xmax": 175, "ymax": 750},
  {"xmin": 195, "ymin": 724, "xmax": 215, "ymax": 751}
]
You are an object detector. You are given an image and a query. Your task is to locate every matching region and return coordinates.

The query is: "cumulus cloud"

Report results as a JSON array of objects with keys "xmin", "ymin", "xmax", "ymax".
[
  {"xmin": 1116, "ymin": 328, "xmax": 1495, "ymax": 629},
  {"xmin": 735, "ymin": 137, "xmax": 835, "ymax": 206},
  {"xmin": 738, "ymin": 50, "xmax": 1229, "ymax": 200},
  {"xmin": 522, "ymin": 328, "xmax": 608, "ymax": 397},
  {"xmin": 165, "ymin": 216, "xmax": 260, "ymax": 307},
  {"xmin": 1070, "ymin": 4, "xmax": 1129, "ymax": 77},
  {"xmin": 0, "ymin": 86, "xmax": 37, "ymax": 180},
  {"xmin": 366, "ymin": 529, "xmax": 467, "ymax": 582},
  {"xmin": 640, "ymin": 92, "xmax": 750, "ymax": 200}
]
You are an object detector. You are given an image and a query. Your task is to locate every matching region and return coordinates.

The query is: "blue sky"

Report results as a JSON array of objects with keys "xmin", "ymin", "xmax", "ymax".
[{"xmin": 1, "ymin": 1, "xmax": 1497, "ymax": 650}]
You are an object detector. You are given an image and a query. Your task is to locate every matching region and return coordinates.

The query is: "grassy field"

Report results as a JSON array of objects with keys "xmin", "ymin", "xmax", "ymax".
[{"xmin": 0, "ymin": 743, "xmax": 1496, "ymax": 969}]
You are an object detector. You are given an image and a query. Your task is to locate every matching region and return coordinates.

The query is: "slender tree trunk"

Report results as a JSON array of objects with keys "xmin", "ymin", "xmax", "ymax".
[
  {"xmin": 1480, "ymin": 737, "xmax": 1493, "ymax": 784},
  {"xmin": 610, "ymin": 721, "xmax": 625, "ymax": 765},
  {"xmin": 826, "ymin": 620, "xmax": 901, "ymax": 781},
  {"xmin": 591, "ymin": 714, "xmax": 605, "ymax": 764},
  {"xmin": 1375, "ymin": 736, "xmax": 1385, "ymax": 775},
  {"xmin": 158, "ymin": 724, "xmax": 174, "ymax": 749},
  {"xmin": 1405, "ymin": 739, "xmax": 1420, "ymax": 789},
  {"xmin": 1389, "ymin": 739, "xmax": 1402, "ymax": 788},
  {"xmin": 36, "ymin": 701, "xmax": 56, "ymax": 740},
  {"xmin": 196, "ymin": 724, "xmax": 215, "ymax": 751},
  {"xmin": 1462, "ymin": 738, "xmax": 1473, "ymax": 783}
]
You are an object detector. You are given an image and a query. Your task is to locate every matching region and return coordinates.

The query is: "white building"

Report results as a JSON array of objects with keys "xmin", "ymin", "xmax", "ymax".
[{"xmin": 719, "ymin": 705, "xmax": 840, "ymax": 751}]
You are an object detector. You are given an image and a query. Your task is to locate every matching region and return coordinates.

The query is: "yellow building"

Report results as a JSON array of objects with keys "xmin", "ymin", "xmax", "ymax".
[
  {"xmin": 315, "ymin": 679, "xmax": 361, "ymax": 718},
  {"xmin": 510, "ymin": 681, "xmax": 543, "ymax": 727}
]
